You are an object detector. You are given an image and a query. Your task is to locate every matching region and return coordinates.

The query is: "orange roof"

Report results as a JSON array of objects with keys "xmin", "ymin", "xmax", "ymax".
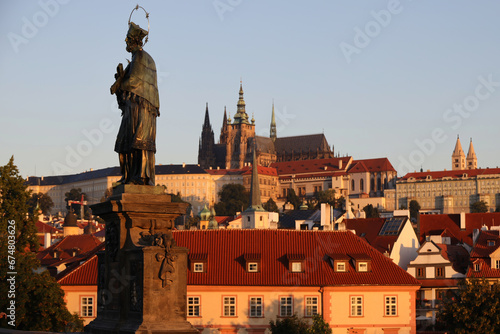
[
  {"xmin": 37, "ymin": 234, "xmax": 103, "ymax": 268},
  {"xmin": 173, "ymin": 229, "xmax": 419, "ymax": 286},
  {"xmin": 57, "ymin": 243, "xmax": 104, "ymax": 285},
  {"xmin": 470, "ymin": 230, "xmax": 500, "ymax": 258},
  {"xmin": 271, "ymin": 157, "xmax": 351, "ymax": 176},
  {"xmin": 344, "ymin": 218, "xmax": 400, "ymax": 253},
  {"xmin": 467, "ymin": 258, "xmax": 500, "ymax": 279},
  {"xmin": 420, "ymin": 213, "xmax": 500, "ymax": 246},
  {"xmin": 401, "ymin": 167, "xmax": 500, "ymax": 180},
  {"xmin": 349, "ymin": 158, "xmax": 397, "ymax": 173},
  {"xmin": 242, "ymin": 166, "xmax": 277, "ymax": 176}
]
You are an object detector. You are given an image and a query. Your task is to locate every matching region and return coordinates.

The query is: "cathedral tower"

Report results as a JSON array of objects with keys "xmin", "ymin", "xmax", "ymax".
[
  {"xmin": 452, "ymin": 135, "xmax": 466, "ymax": 170},
  {"xmin": 224, "ymin": 82, "xmax": 255, "ymax": 169},
  {"xmin": 198, "ymin": 103, "xmax": 216, "ymax": 169},
  {"xmin": 466, "ymin": 138, "xmax": 477, "ymax": 170}
]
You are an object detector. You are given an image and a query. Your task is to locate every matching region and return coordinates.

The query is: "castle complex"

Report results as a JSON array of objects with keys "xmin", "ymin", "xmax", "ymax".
[{"xmin": 198, "ymin": 83, "xmax": 334, "ymax": 169}]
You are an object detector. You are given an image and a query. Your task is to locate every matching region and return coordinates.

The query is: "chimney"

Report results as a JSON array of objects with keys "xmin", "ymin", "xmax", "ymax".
[
  {"xmin": 460, "ymin": 211, "xmax": 466, "ymax": 230},
  {"xmin": 339, "ymin": 160, "xmax": 342, "ymax": 169},
  {"xmin": 182, "ymin": 162, "xmax": 186, "ymax": 168},
  {"xmin": 44, "ymin": 233, "xmax": 51, "ymax": 248}
]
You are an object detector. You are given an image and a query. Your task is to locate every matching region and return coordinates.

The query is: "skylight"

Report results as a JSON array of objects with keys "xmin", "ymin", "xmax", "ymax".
[{"xmin": 379, "ymin": 217, "xmax": 405, "ymax": 236}]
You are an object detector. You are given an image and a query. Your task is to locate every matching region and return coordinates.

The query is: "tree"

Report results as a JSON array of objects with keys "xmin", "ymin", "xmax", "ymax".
[
  {"xmin": 27, "ymin": 192, "xmax": 54, "ymax": 215},
  {"xmin": 470, "ymin": 200, "xmax": 488, "ymax": 213},
  {"xmin": 0, "ymin": 157, "xmax": 83, "ymax": 331},
  {"xmin": 409, "ymin": 200, "xmax": 421, "ymax": 222},
  {"xmin": 314, "ymin": 189, "xmax": 336, "ymax": 209},
  {"xmin": 214, "ymin": 183, "xmax": 248, "ymax": 216},
  {"xmin": 269, "ymin": 314, "xmax": 309, "ymax": 334},
  {"xmin": 308, "ymin": 314, "xmax": 332, "ymax": 334},
  {"xmin": 286, "ymin": 189, "xmax": 301, "ymax": 210},
  {"xmin": 263, "ymin": 197, "xmax": 279, "ymax": 212},
  {"xmin": 363, "ymin": 204, "xmax": 380, "ymax": 218},
  {"xmin": 437, "ymin": 278, "xmax": 500, "ymax": 333}
]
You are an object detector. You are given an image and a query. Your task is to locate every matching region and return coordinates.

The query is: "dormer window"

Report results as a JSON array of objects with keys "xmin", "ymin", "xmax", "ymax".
[
  {"xmin": 286, "ymin": 254, "xmax": 305, "ymax": 273},
  {"xmin": 351, "ymin": 253, "xmax": 372, "ymax": 272},
  {"xmin": 488, "ymin": 240, "xmax": 496, "ymax": 247},
  {"xmin": 329, "ymin": 253, "xmax": 351, "ymax": 272},
  {"xmin": 474, "ymin": 263, "xmax": 481, "ymax": 272},
  {"xmin": 244, "ymin": 254, "xmax": 261, "ymax": 273},
  {"xmin": 358, "ymin": 262, "xmax": 368, "ymax": 272},
  {"xmin": 291, "ymin": 262, "xmax": 302, "ymax": 273},
  {"xmin": 248, "ymin": 262, "xmax": 259, "ymax": 272},
  {"xmin": 189, "ymin": 253, "xmax": 208, "ymax": 273},
  {"xmin": 193, "ymin": 263, "xmax": 204, "ymax": 273}
]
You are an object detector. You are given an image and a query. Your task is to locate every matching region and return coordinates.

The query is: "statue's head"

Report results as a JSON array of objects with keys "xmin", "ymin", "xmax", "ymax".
[{"xmin": 125, "ymin": 22, "xmax": 148, "ymax": 52}]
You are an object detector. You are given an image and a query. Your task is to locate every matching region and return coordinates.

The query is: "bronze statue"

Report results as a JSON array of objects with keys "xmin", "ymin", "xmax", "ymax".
[{"xmin": 111, "ymin": 19, "xmax": 159, "ymax": 186}]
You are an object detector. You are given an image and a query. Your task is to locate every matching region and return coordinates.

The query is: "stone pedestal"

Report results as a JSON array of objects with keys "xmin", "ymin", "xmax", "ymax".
[{"xmin": 85, "ymin": 185, "xmax": 198, "ymax": 334}]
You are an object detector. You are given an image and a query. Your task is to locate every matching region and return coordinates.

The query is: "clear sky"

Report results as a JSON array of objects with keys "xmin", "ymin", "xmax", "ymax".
[{"xmin": 1, "ymin": 1, "xmax": 500, "ymax": 178}]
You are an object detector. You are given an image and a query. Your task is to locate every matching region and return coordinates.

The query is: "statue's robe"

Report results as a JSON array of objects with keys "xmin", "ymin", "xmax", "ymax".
[{"xmin": 114, "ymin": 50, "xmax": 159, "ymax": 185}]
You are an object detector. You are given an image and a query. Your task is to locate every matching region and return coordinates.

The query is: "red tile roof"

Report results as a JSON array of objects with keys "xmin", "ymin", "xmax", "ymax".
[
  {"xmin": 401, "ymin": 167, "xmax": 500, "ymax": 180},
  {"xmin": 37, "ymin": 234, "xmax": 103, "ymax": 268},
  {"xmin": 344, "ymin": 218, "xmax": 402, "ymax": 254},
  {"xmin": 57, "ymin": 243, "xmax": 104, "ymax": 285},
  {"xmin": 467, "ymin": 229, "xmax": 500, "ymax": 279},
  {"xmin": 173, "ymin": 229, "xmax": 419, "ymax": 287},
  {"xmin": 242, "ymin": 166, "xmax": 278, "ymax": 176},
  {"xmin": 36, "ymin": 221, "xmax": 62, "ymax": 234},
  {"xmin": 349, "ymin": 158, "xmax": 397, "ymax": 173},
  {"xmin": 419, "ymin": 213, "xmax": 500, "ymax": 246},
  {"xmin": 271, "ymin": 157, "xmax": 351, "ymax": 176},
  {"xmin": 470, "ymin": 230, "xmax": 500, "ymax": 258}
]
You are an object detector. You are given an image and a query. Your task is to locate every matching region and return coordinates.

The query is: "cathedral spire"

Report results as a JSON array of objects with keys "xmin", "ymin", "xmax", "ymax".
[
  {"xmin": 198, "ymin": 103, "xmax": 216, "ymax": 169},
  {"xmin": 220, "ymin": 106, "xmax": 228, "ymax": 143},
  {"xmin": 233, "ymin": 81, "xmax": 249, "ymax": 124},
  {"xmin": 270, "ymin": 100, "xmax": 277, "ymax": 142},
  {"xmin": 203, "ymin": 102, "xmax": 210, "ymax": 127},
  {"xmin": 466, "ymin": 138, "xmax": 477, "ymax": 169},
  {"xmin": 452, "ymin": 135, "xmax": 466, "ymax": 170}
]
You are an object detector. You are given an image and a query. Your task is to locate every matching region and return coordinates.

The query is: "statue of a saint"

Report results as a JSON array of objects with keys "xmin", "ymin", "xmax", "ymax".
[{"xmin": 111, "ymin": 21, "xmax": 159, "ymax": 186}]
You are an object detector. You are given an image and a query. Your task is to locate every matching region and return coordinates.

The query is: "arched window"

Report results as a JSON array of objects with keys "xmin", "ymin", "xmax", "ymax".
[
  {"xmin": 360, "ymin": 179, "xmax": 364, "ymax": 192},
  {"xmin": 377, "ymin": 174, "xmax": 381, "ymax": 191},
  {"xmin": 351, "ymin": 179, "xmax": 355, "ymax": 191}
]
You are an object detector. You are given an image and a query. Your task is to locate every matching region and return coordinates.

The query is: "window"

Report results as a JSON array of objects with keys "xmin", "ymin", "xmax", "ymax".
[
  {"xmin": 435, "ymin": 266, "xmax": 445, "ymax": 278},
  {"xmin": 336, "ymin": 262, "xmax": 346, "ymax": 272},
  {"xmin": 249, "ymin": 297, "xmax": 263, "ymax": 317},
  {"xmin": 496, "ymin": 260, "xmax": 500, "ymax": 270},
  {"xmin": 416, "ymin": 267, "xmax": 426, "ymax": 278},
  {"xmin": 474, "ymin": 263, "xmax": 480, "ymax": 272},
  {"xmin": 360, "ymin": 179, "xmax": 364, "ymax": 192},
  {"xmin": 81, "ymin": 297, "xmax": 94, "ymax": 317},
  {"xmin": 351, "ymin": 179, "xmax": 355, "ymax": 191},
  {"xmin": 223, "ymin": 296, "xmax": 236, "ymax": 317},
  {"xmin": 280, "ymin": 297, "xmax": 293, "ymax": 317},
  {"xmin": 488, "ymin": 240, "xmax": 496, "ymax": 247},
  {"xmin": 385, "ymin": 296, "xmax": 397, "ymax": 316},
  {"xmin": 187, "ymin": 297, "xmax": 200, "ymax": 317},
  {"xmin": 193, "ymin": 263, "xmax": 204, "ymax": 272},
  {"xmin": 305, "ymin": 297, "xmax": 318, "ymax": 317},
  {"xmin": 357, "ymin": 262, "xmax": 368, "ymax": 272},
  {"xmin": 248, "ymin": 262, "xmax": 259, "ymax": 272},
  {"xmin": 350, "ymin": 296, "xmax": 363, "ymax": 317},
  {"xmin": 291, "ymin": 262, "xmax": 302, "ymax": 272}
]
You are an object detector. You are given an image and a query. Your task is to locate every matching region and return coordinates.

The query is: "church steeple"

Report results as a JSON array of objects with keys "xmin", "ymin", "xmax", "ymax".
[
  {"xmin": 220, "ymin": 106, "xmax": 228, "ymax": 143},
  {"xmin": 198, "ymin": 103, "xmax": 216, "ymax": 169},
  {"xmin": 452, "ymin": 135, "xmax": 466, "ymax": 170},
  {"xmin": 270, "ymin": 101, "xmax": 277, "ymax": 142},
  {"xmin": 233, "ymin": 81, "xmax": 250, "ymax": 125},
  {"xmin": 466, "ymin": 138, "xmax": 477, "ymax": 170}
]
